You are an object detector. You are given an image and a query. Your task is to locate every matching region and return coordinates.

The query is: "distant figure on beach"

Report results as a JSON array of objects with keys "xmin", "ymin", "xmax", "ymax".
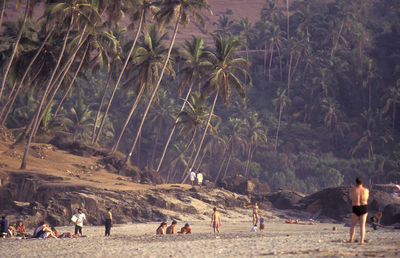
[
  {"xmin": 104, "ymin": 208, "xmax": 113, "ymax": 237},
  {"xmin": 349, "ymin": 177, "xmax": 369, "ymax": 245},
  {"xmin": 245, "ymin": 202, "xmax": 259, "ymax": 225},
  {"xmin": 166, "ymin": 220, "xmax": 177, "ymax": 234},
  {"xmin": 179, "ymin": 223, "xmax": 192, "ymax": 234},
  {"xmin": 0, "ymin": 214, "xmax": 9, "ymax": 238},
  {"xmin": 190, "ymin": 170, "xmax": 196, "ymax": 186},
  {"xmin": 16, "ymin": 221, "xmax": 27, "ymax": 237},
  {"xmin": 259, "ymin": 214, "xmax": 265, "ymax": 231},
  {"xmin": 251, "ymin": 224, "xmax": 258, "ymax": 232},
  {"xmin": 72, "ymin": 208, "xmax": 87, "ymax": 236},
  {"xmin": 197, "ymin": 172, "xmax": 203, "ymax": 187},
  {"xmin": 211, "ymin": 207, "xmax": 221, "ymax": 233},
  {"xmin": 156, "ymin": 222, "xmax": 167, "ymax": 235}
]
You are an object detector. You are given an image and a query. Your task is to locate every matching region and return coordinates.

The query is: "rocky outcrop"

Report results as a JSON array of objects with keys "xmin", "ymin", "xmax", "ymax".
[
  {"xmin": 0, "ymin": 172, "xmax": 249, "ymax": 228},
  {"xmin": 216, "ymin": 175, "xmax": 270, "ymax": 195},
  {"xmin": 382, "ymin": 204, "xmax": 400, "ymax": 226}
]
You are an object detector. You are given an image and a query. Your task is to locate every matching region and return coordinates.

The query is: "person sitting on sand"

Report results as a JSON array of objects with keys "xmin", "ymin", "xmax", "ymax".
[
  {"xmin": 166, "ymin": 220, "xmax": 177, "ymax": 234},
  {"xmin": 0, "ymin": 214, "xmax": 9, "ymax": 238},
  {"xmin": 349, "ymin": 177, "xmax": 369, "ymax": 245},
  {"xmin": 259, "ymin": 214, "xmax": 265, "ymax": 231},
  {"xmin": 211, "ymin": 207, "xmax": 221, "ymax": 233},
  {"xmin": 179, "ymin": 223, "xmax": 192, "ymax": 234},
  {"xmin": 251, "ymin": 224, "xmax": 258, "ymax": 232},
  {"xmin": 156, "ymin": 222, "xmax": 167, "ymax": 235},
  {"xmin": 16, "ymin": 221, "xmax": 27, "ymax": 237},
  {"xmin": 284, "ymin": 219, "xmax": 315, "ymax": 225},
  {"xmin": 245, "ymin": 202, "xmax": 259, "ymax": 225}
]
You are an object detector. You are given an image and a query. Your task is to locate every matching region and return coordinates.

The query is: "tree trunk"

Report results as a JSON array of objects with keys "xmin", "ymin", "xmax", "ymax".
[
  {"xmin": 195, "ymin": 146, "xmax": 208, "ymax": 172},
  {"xmin": 0, "ymin": 26, "xmax": 54, "ymax": 125},
  {"xmin": 263, "ymin": 41, "xmax": 267, "ymax": 76},
  {"xmin": 155, "ymin": 82, "xmax": 194, "ymax": 172},
  {"xmin": 150, "ymin": 120, "xmax": 162, "ymax": 169},
  {"xmin": 181, "ymin": 88, "xmax": 219, "ymax": 184},
  {"xmin": 20, "ymin": 15, "xmax": 73, "ymax": 169},
  {"xmin": 330, "ymin": 21, "xmax": 344, "ymax": 59},
  {"xmin": 274, "ymin": 106, "xmax": 283, "ymax": 150},
  {"xmin": 91, "ymin": 66, "xmax": 113, "ymax": 144},
  {"xmin": 111, "ymin": 82, "xmax": 146, "ymax": 153},
  {"xmin": 94, "ymin": 9, "xmax": 145, "ymax": 144},
  {"xmin": 244, "ymin": 146, "xmax": 252, "ymax": 178},
  {"xmin": 123, "ymin": 11, "xmax": 181, "ymax": 166},
  {"xmin": 0, "ymin": 0, "xmax": 30, "ymax": 103},
  {"xmin": 54, "ymin": 41, "xmax": 89, "ymax": 117},
  {"xmin": 214, "ymin": 151, "xmax": 227, "ymax": 183},
  {"xmin": 222, "ymin": 150, "xmax": 232, "ymax": 178},
  {"xmin": 0, "ymin": 80, "xmax": 16, "ymax": 123},
  {"xmin": 286, "ymin": 0, "xmax": 290, "ymax": 39},
  {"xmin": 287, "ymin": 51, "xmax": 293, "ymax": 96},
  {"xmin": 268, "ymin": 42, "xmax": 274, "ymax": 82},
  {"xmin": 0, "ymin": 0, "xmax": 6, "ymax": 29}
]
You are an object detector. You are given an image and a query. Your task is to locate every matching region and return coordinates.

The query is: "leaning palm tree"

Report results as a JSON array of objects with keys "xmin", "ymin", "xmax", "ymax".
[
  {"xmin": 123, "ymin": 0, "xmax": 211, "ymax": 166},
  {"xmin": 93, "ymin": 0, "xmax": 157, "ymax": 144},
  {"xmin": 182, "ymin": 34, "xmax": 252, "ymax": 183},
  {"xmin": 155, "ymin": 36, "xmax": 209, "ymax": 172},
  {"xmin": 272, "ymin": 87, "xmax": 288, "ymax": 150}
]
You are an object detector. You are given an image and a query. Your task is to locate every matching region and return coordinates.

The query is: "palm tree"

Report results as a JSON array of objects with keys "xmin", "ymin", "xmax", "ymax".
[
  {"xmin": 181, "ymin": 34, "xmax": 251, "ymax": 183},
  {"xmin": 111, "ymin": 23, "xmax": 174, "ymax": 152},
  {"xmin": 156, "ymin": 36, "xmax": 208, "ymax": 172},
  {"xmin": 240, "ymin": 112, "xmax": 267, "ymax": 178},
  {"xmin": 272, "ymin": 87, "xmax": 288, "ymax": 150},
  {"xmin": 93, "ymin": 0, "xmax": 157, "ymax": 144},
  {"xmin": 0, "ymin": 0, "xmax": 6, "ymax": 29},
  {"xmin": 382, "ymin": 84, "xmax": 400, "ymax": 131},
  {"xmin": 213, "ymin": 15, "xmax": 234, "ymax": 37},
  {"xmin": 123, "ymin": 0, "xmax": 211, "ymax": 166}
]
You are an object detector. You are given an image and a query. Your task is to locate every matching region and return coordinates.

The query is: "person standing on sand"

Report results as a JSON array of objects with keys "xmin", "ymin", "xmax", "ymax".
[
  {"xmin": 349, "ymin": 177, "xmax": 369, "ymax": 245},
  {"xmin": 197, "ymin": 171, "xmax": 203, "ymax": 187},
  {"xmin": 0, "ymin": 214, "xmax": 9, "ymax": 238},
  {"xmin": 245, "ymin": 202, "xmax": 259, "ymax": 225},
  {"xmin": 72, "ymin": 208, "xmax": 87, "ymax": 236},
  {"xmin": 166, "ymin": 220, "xmax": 177, "ymax": 234},
  {"xmin": 259, "ymin": 214, "xmax": 265, "ymax": 231},
  {"xmin": 190, "ymin": 170, "xmax": 196, "ymax": 186},
  {"xmin": 211, "ymin": 207, "xmax": 221, "ymax": 233},
  {"xmin": 104, "ymin": 208, "xmax": 113, "ymax": 237}
]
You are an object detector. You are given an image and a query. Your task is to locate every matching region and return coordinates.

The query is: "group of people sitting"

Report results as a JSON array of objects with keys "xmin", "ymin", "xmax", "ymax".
[
  {"xmin": 0, "ymin": 215, "xmax": 29, "ymax": 238},
  {"xmin": 156, "ymin": 221, "xmax": 192, "ymax": 235}
]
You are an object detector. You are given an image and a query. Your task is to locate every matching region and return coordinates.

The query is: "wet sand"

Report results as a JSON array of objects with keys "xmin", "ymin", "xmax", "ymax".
[{"xmin": 1, "ymin": 220, "xmax": 399, "ymax": 257}]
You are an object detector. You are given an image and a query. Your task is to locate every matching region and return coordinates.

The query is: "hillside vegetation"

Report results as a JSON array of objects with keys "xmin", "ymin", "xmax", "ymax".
[{"xmin": 0, "ymin": 0, "xmax": 399, "ymax": 193}]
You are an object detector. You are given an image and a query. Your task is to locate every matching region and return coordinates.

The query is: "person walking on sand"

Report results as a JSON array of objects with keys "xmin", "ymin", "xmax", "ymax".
[
  {"xmin": 245, "ymin": 202, "xmax": 259, "ymax": 225},
  {"xmin": 166, "ymin": 220, "xmax": 177, "ymax": 234},
  {"xmin": 190, "ymin": 170, "xmax": 196, "ymax": 186},
  {"xmin": 72, "ymin": 208, "xmax": 87, "ymax": 236},
  {"xmin": 104, "ymin": 208, "xmax": 113, "ymax": 237},
  {"xmin": 211, "ymin": 207, "xmax": 221, "ymax": 233},
  {"xmin": 197, "ymin": 171, "xmax": 203, "ymax": 187},
  {"xmin": 349, "ymin": 177, "xmax": 369, "ymax": 245}
]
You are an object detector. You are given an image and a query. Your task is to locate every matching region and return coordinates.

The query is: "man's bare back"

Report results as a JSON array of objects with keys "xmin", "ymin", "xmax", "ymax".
[
  {"xmin": 350, "ymin": 186, "xmax": 369, "ymax": 206},
  {"xmin": 211, "ymin": 207, "xmax": 221, "ymax": 233},
  {"xmin": 349, "ymin": 177, "xmax": 369, "ymax": 245}
]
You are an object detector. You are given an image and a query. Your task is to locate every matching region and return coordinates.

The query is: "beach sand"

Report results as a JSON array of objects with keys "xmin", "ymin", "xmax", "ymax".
[{"xmin": 1, "ymin": 218, "xmax": 399, "ymax": 257}]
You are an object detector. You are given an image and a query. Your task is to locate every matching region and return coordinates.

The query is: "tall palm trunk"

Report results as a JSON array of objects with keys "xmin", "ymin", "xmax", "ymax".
[
  {"xmin": 111, "ymin": 83, "xmax": 146, "ymax": 152},
  {"xmin": 222, "ymin": 150, "xmax": 232, "ymax": 178},
  {"xmin": 244, "ymin": 146, "xmax": 252, "ymax": 177},
  {"xmin": 20, "ymin": 15, "xmax": 73, "ymax": 169},
  {"xmin": 195, "ymin": 147, "xmax": 208, "ymax": 172},
  {"xmin": 32, "ymin": 27, "xmax": 88, "ymax": 137},
  {"xmin": 214, "ymin": 154, "xmax": 226, "ymax": 183},
  {"xmin": 0, "ymin": 0, "xmax": 30, "ymax": 103},
  {"xmin": 91, "ymin": 62, "xmax": 114, "ymax": 143},
  {"xmin": 54, "ymin": 41, "xmax": 89, "ymax": 117},
  {"xmin": 181, "ymin": 89, "xmax": 219, "ymax": 184},
  {"xmin": 0, "ymin": 0, "xmax": 6, "ymax": 29},
  {"xmin": 156, "ymin": 82, "xmax": 194, "ymax": 172},
  {"xmin": 0, "ymin": 80, "xmax": 16, "ymax": 123},
  {"xmin": 263, "ymin": 41, "xmax": 267, "ymax": 76},
  {"xmin": 274, "ymin": 105, "xmax": 283, "ymax": 150},
  {"xmin": 287, "ymin": 51, "xmax": 293, "ymax": 96},
  {"xmin": 123, "ymin": 11, "xmax": 181, "ymax": 166},
  {"xmin": 0, "ymin": 27, "xmax": 54, "ymax": 125},
  {"xmin": 150, "ymin": 119, "xmax": 162, "ymax": 169},
  {"xmin": 286, "ymin": 0, "xmax": 290, "ymax": 39},
  {"xmin": 94, "ymin": 9, "xmax": 145, "ymax": 144},
  {"xmin": 268, "ymin": 43, "xmax": 274, "ymax": 82}
]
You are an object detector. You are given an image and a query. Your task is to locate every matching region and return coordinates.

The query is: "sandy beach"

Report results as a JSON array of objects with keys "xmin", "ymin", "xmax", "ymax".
[{"xmin": 1, "ymin": 218, "xmax": 399, "ymax": 257}]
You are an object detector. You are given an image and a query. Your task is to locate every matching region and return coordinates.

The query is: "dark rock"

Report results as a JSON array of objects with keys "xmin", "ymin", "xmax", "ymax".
[
  {"xmin": 49, "ymin": 135, "xmax": 109, "ymax": 158},
  {"xmin": 217, "ymin": 175, "xmax": 270, "ymax": 195},
  {"xmin": 382, "ymin": 204, "xmax": 400, "ymax": 226},
  {"xmin": 265, "ymin": 190, "xmax": 305, "ymax": 210},
  {"xmin": 368, "ymin": 190, "xmax": 394, "ymax": 212}
]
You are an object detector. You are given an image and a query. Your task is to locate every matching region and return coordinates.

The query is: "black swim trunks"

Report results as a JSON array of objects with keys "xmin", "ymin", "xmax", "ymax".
[{"xmin": 352, "ymin": 205, "xmax": 368, "ymax": 216}]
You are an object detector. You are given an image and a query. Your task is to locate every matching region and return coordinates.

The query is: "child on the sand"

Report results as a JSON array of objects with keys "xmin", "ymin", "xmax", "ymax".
[
  {"xmin": 211, "ymin": 207, "xmax": 221, "ymax": 233},
  {"xmin": 251, "ymin": 224, "xmax": 258, "ymax": 232},
  {"xmin": 259, "ymin": 214, "xmax": 265, "ymax": 231},
  {"xmin": 166, "ymin": 221, "xmax": 177, "ymax": 234},
  {"xmin": 156, "ymin": 222, "xmax": 167, "ymax": 235},
  {"xmin": 178, "ymin": 223, "xmax": 192, "ymax": 234},
  {"xmin": 16, "ymin": 221, "xmax": 27, "ymax": 237}
]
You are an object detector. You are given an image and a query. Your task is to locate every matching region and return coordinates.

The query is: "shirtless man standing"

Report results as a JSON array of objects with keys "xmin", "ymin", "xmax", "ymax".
[
  {"xmin": 245, "ymin": 202, "xmax": 259, "ymax": 225},
  {"xmin": 211, "ymin": 207, "xmax": 221, "ymax": 233},
  {"xmin": 349, "ymin": 177, "xmax": 369, "ymax": 245}
]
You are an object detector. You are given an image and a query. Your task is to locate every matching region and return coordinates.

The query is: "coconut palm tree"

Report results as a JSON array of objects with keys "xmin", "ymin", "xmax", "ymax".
[
  {"xmin": 123, "ymin": 0, "xmax": 211, "ymax": 166},
  {"xmin": 93, "ymin": 0, "xmax": 157, "ymax": 144},
  {"xmin": 0, "ymin": 0, "xmax": 6, "ymax": 29},
  {"xmin": 272, "ymin": 87, "xmax": 288, "ymax": 150},
  {"xmin": 181, "ymin": 34, "xmax": 251, "ymax": 183},
  {"xmin": 111, "ymin": 23, "xmax": 174, "ymax": 153},
  {"xmin": 156, "ymin": 36, "xmax": 208, "ymax": 172}
]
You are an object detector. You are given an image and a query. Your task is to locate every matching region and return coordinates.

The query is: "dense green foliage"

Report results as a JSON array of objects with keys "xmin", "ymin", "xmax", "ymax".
[{"xmin": 0, "ymin": 0, "xmax": 399, "ymax": 192}]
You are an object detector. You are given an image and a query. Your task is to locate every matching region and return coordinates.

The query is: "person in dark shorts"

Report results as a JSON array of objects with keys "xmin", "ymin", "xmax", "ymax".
[
  {"xmin": 349, "ymin": 177, "xmax": 369, "ymax": 244},
  {"xmin": 104, "ymin": 208, "xmax": 113, "ymax": 236},
  {"xmin": 259, "ymin": 214, "xmax": 265, "ymax": 231}
]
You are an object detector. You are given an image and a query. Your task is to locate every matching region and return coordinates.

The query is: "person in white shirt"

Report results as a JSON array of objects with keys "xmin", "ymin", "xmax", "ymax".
[
  {"xmin": 251, "ymin": 224, "xmax": 258, "ymax": 232},
  {"xmin": 189, "ymin": 170, "xmax": 196, "ymax": 186},
  {"xmin": 197, "ymin": 172, "xmax": 203, "ymax": 187},
  {"xmin": 72, "ymin": 208, "xmax": 87, "ymax": 235}
]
